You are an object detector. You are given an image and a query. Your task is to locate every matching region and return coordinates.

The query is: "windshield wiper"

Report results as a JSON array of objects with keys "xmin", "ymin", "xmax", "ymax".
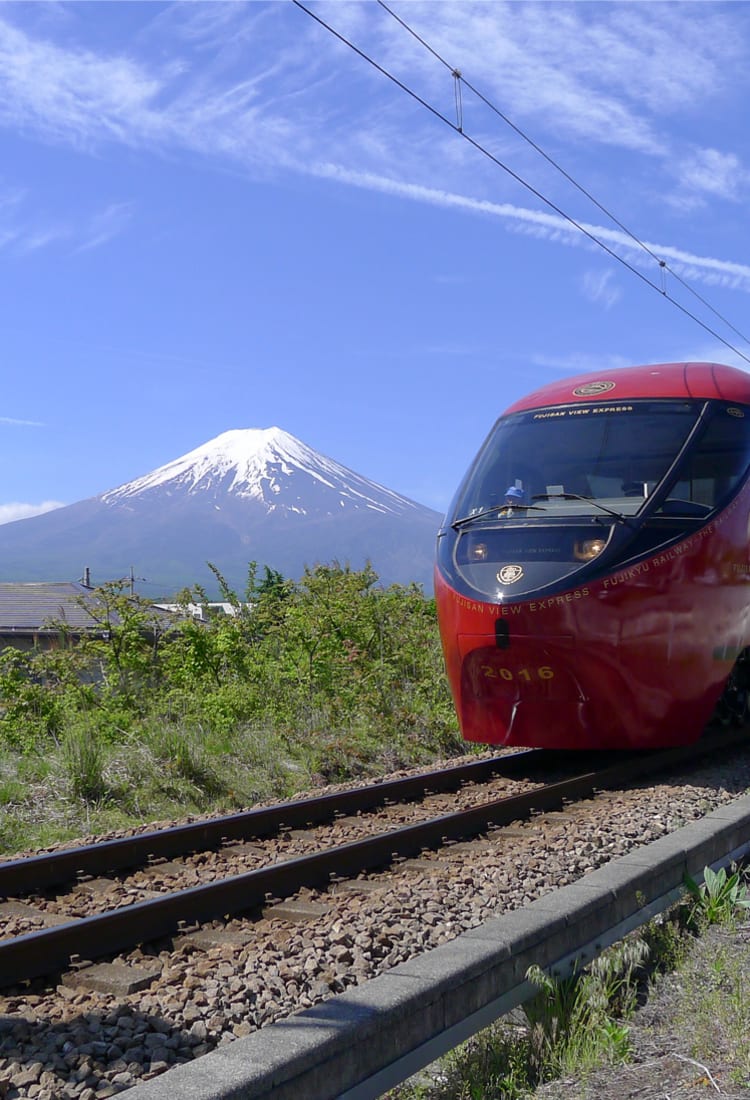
[
  {"xmin": 451, "ymin": 502, "xmax": 546, "ymax": 530},
  {"xmin": 531, "ymin": 492, "xmax": 630, "ymax": 524}
]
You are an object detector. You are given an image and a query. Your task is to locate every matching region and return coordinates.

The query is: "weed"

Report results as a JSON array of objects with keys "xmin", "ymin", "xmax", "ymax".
[
  {"xmin": 524, "ymin": 936, "xmax": 648, "ymax": 1081},
  {"xmin": 143, "ymin": 724, "xmax": 225, "ymax": 803},
  {"xmin": 671, "ymin": 930, "xmax": 750, "ymax": 1087},
  {"xmin": 61, "ymin": 720, "xmax": 107, "ymax": 803},
  {"xmin": 0, "ymin": 773, "xmax": 26, "ymax": 805},
  {"xmin": 684, "ymin": 863, "xmax": 750, "ymax": 928},
  {"xmin": 638, "ymin": 910, "xmax": 691, "ymax": 975},
  {"xmin": 388, "ymin": 937, "xmax": 652, "ymax": 1100},
  {"xmin": 388, "ymin": 1022, "xmax": 533, "ymax": 1099}
]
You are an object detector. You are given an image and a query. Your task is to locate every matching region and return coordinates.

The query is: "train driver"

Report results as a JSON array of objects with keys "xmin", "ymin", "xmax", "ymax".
[{"xmin": 499, "ymin": 485, "xmax": 525, "ymax": 516}]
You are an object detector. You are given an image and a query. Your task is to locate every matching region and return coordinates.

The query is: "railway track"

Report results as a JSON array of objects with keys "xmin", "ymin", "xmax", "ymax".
[
  {"xmin": 1, "ymin": 728, "xmax": 746, "ymax": 991},
  {"xmin": 0, "ymin": 747, "xmax": 560, "ymax": 896}
]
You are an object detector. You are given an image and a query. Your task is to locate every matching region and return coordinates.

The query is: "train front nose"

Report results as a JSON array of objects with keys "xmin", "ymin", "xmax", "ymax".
[{"xmin": 457, "ymin": 635, "xmax": 596, "ymax": 747}]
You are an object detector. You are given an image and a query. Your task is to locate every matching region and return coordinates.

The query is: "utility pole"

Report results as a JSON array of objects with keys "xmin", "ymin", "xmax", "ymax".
[{"xmin": 127, "ymin": 567, "xmax": 146, "ymax": 596}]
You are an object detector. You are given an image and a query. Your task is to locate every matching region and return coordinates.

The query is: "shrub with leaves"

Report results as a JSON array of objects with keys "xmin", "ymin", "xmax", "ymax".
[{"xmin": 0, "ymin": 562, "xmax": 463, "ymax": 842}]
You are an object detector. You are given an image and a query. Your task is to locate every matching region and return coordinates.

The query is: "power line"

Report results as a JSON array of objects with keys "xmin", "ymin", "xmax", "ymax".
[
  {"xmin": 376, "ymin": 0, "xmax": 750, "ymax": 351},
  {"xmin": 292, "ymin": 0, "xmax": 750, "ymax": 365}
]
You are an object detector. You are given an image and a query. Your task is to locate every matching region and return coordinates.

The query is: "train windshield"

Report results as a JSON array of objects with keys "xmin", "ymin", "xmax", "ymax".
[{"xmin": 453, "ymin": 400, "xmax": 702, "ymax": 522}]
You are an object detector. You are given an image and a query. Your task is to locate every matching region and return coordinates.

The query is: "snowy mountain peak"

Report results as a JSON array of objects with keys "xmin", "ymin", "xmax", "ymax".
[
  {"xmin": 100, "ymin": 427, "xmax": 420, "ymax": 518},
  {"xmin": 0, "ymin": 427, "xmax": 442, "ymax": 592}
]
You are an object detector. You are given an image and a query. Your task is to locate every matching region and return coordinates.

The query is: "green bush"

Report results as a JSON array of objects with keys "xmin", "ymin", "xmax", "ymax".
[{"xmin": 0, "ymin": 564, "xmax": 462, "ymax": 850}]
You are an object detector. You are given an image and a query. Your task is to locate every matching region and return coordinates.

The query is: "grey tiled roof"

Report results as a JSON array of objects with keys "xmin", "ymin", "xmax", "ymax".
[{"xmin": 0, "ymin": 583, "xmax": 174, "ymax": 633}]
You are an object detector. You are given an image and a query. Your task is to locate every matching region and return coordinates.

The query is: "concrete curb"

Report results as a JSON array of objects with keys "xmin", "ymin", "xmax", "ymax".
[{"xmin": 126, "ymin": 794, "xmax": 750, "ymax": 1100}]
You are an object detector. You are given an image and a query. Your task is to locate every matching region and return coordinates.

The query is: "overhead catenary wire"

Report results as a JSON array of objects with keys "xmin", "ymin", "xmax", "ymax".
[
  {"xmin": 291, "ymin": 0, "xmax": 750, "ymax": 366},
  {"xmin": 375, "ymin": 7, "xmax": 675, "ymax": 260},
  {"xmin": 376, "ymin": 0, "xmax": 750, "ymax": 351}
]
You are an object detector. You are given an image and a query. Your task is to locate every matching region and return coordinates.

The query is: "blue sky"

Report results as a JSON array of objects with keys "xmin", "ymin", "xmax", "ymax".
[{"xmin": 2, "ymin": 0, "xmax": 750, "ymax": 525}]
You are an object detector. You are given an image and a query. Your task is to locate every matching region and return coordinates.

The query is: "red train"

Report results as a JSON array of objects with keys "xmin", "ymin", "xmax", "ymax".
[{"xmin": 435, "ymin": 363, "xmax": 750, "ymax": 749}]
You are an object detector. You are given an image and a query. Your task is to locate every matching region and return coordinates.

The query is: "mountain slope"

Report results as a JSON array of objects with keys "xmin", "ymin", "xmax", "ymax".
[
  {"xmin": 0, "ymin": 429, "xmax": 442, "ymax": 594},
  {"xmin": 102, "ymin": 428, "xmax": 422, "ymax": 518}
]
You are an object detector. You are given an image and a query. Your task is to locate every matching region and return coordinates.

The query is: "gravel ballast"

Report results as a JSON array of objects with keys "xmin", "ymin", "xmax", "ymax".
[{"xmin": 1, "ymin": 751, "xmax": 749, "ymax": 1099}]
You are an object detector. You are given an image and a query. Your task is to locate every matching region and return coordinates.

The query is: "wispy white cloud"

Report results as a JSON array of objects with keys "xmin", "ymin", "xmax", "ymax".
[
  {"xmin": 0, "ymin": 415, "xmax": 44, "ymax": 426},
  {"xmin": 75, "ymin": 201, "xmax": 135, "ymax": 253},
  {"xmin": 581, "ymin": 269, "xmax": 622, "ymax": 310},
  {"xmin": 156, "ymin": 2, "xmax": 250, "ymax": 48},
  {"xmin": 0, "ymin": 16, "xmax": 169, "ymax": 151},
  {"xmin": 0, "ymin": 4, "xmax": 742, "ymax": 181},
  {"xmin": 370, "ymin": 1, "xmax": 740, "ymax": 158},
  {"xmin": 14, "ymin": 222, "xmax": 71, "ymax": 253},
  {"xmin": 0, "ymin": 500, "xmax": 64, "ymax": 525},
  {"xmin": 362, "ymin": 4, "xmax": 644, "ymax": 153},
  {"xmin": 0, "ymin": 2, "xmax": 749, "ymax": 278},
  {"xmin": 313, "ymin": 165, "xmax": 750, "ymax": 294},
  {"xmin": 2, "ymin": 195, "xmax": 133, "ymax": 256},
  {"xmin": 673, "ymin": 148, "xmax": 750, "ymax": 205},
  {"xmin": 1, "ymin": 149, "xmax": 130, "ymax": 253}
]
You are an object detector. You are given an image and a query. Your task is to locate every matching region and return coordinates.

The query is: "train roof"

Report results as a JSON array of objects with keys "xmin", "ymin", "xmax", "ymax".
[{"xmin": 503, "ymin": 362, "xmax": 750, "ymax": 415}]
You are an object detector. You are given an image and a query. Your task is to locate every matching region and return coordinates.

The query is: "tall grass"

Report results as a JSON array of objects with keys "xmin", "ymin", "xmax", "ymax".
[{"xmin": 0, "ymin": 565, "xmax": 464, "ymax": 851}]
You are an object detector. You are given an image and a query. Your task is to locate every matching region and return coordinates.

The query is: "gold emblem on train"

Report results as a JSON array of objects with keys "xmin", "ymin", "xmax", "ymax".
[{"xmin": 572, "ymin": 380, "xmax": 615, "ymax": 396}]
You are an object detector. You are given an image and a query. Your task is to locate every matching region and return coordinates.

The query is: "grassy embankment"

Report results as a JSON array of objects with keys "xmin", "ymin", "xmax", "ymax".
[{"xmin": 0, "ymin": 563, "xmax": 463, "ymax": 854}]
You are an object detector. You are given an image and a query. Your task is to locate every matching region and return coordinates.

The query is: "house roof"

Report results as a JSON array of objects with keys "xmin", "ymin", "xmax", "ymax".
[{"xmin": 0, "ymin": 582, "xmax": 176, "ymax": 634}]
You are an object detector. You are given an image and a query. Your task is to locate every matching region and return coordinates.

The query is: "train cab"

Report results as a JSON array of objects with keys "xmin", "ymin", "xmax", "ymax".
[{"xmin": 435, "ymin": 363, "xmax": 750, "ymax": 749}]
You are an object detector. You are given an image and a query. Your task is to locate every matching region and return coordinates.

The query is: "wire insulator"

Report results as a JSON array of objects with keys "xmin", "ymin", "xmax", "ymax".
[{"xmin": 453, "ymin": 69, "xmax": 463, "ymax": 132}]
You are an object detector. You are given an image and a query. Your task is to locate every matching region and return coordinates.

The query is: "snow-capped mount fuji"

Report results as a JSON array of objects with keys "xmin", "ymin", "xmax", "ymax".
[
  {"xmin": 102, "ymin": 428, "xmax": 424, "ymax": 520},
  {"xmin": 0, "ymin": 429, "xmax": 442, "ymax": 594}
]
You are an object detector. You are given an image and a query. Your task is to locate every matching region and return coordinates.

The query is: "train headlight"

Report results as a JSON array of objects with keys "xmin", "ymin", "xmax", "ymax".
[
  {"xmin": 468, "ymin": 542, "xmax": 489, "ymax": 561},
  {"xmin": 574, "ymin": 537, "xmax": 607, "ymax": 561}
]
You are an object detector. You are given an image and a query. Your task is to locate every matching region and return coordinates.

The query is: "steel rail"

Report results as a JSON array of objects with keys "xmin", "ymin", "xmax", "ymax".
[
  {"xmin": 0, "ymin": 748, "xmax": 564, "ymax": 897},
  {"xmin": 0, "ymin": 728, "xmax": 745, "ymax": 989}
]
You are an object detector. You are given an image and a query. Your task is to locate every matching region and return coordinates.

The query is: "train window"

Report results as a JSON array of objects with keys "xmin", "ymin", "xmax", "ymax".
[
  {"xmin": 657, "ymin": 405, "xmax": 750, "ymax": 516},
  {"xmin": 453, "ymin": 400, "xmax": 700, "ymax": 522}
]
